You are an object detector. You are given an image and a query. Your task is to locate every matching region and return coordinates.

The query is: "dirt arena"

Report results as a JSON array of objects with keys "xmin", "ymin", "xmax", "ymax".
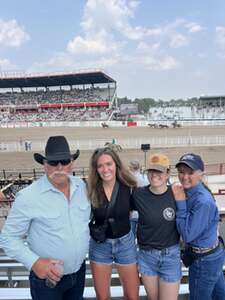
[{"xmin": 1, "ymin": 125, "xmax": 225, "ymax": 170}]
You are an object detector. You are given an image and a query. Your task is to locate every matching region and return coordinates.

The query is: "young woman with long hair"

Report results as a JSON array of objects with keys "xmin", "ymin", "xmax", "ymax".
[{"xmin": 88, "ymin": 147, "xmax": 140, "ymax": 300}]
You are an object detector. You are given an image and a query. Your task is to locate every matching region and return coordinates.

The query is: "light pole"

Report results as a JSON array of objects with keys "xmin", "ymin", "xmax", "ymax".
[{"xmin": 141, "ymin": 144, "xmax": 151, "ymax": 169}]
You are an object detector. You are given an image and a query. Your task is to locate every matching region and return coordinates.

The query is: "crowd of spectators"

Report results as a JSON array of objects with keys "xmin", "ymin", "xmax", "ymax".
[
  {"xmin": 1, "ymin": 104, "xmax": 225, "ymax": 124},
  {"xmin": 148, "ymin": 105, "xmax": 225, "ymax": 120},
  {"xmin": 0, "ymin": 108, "xmax": 112, "ymax": 123},
  {"xmin": 0, "ymin": 87, "xmax": 112, "ymax": 105}
]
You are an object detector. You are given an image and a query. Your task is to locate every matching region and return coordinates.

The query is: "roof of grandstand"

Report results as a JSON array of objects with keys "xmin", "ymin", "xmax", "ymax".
[
  {"xmin": 0, "ymin": 70, "xmax": 116, "ymax": 89},
  {"xmin": 199, "ymin": 95, "xmax": 225, "ymax": 100}
]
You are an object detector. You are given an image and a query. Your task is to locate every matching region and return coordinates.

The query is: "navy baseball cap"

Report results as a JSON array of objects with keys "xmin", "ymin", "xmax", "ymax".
[{"xmin": 175, "ymin": 153, "xmax": 204, "ymax": 171}]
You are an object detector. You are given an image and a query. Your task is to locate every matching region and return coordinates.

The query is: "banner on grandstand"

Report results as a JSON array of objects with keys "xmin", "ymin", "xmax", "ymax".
[{"xmin": 120, "ymin": 103, "xmax": 138, "ymax": 115}]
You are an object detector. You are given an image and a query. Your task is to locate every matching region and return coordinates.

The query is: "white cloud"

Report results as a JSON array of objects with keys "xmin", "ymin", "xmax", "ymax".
[
  {"xmin": 216, "ymin": 26, "xmax": 225, "ymax": 47},
  {"xmin": 136, "ymin": 41, "xmax": 160, "ymax": 52},
  {"xmin": 0, "ymin": 19, "xmax": 30, "ymax": 48},
  {"xmin": 67, "ymin": 30, "xmax": 120, "ymax": 55},
  {"xmin": 164, "ymin": 19, "xmax": 202, "ymax": 49},
  {"xmin": 185, "ymin": 22, "xmax": 203, "ymax": 33},
  {"xmin": 80, "ymin": 0, "xmax": 148, "ymax": 41},
  {"xmin": 30, "ymin": 50, "xmax": 120, "ymax": 73},
  {"xmin": 216, "ymin": 26, "xmax": 225, "ymax": 59},
  {"xmin": 169, "ymin": 33, "xmax": 189, "ymax": 48},
  {"xmin": 35, "ymin": 1, "xmax": 203, "ymax": 77},
  {"xmin": 67, "ymin": 35, "xmax": 107, "ymax": 55},
  {"xmin": 135, "ymin": 41, "xmax": 178, "ymax": 71},
  {"xmin": 66, "ymin": 0, "xmax": 167, "ymax": 70},
  {"xmin": 140, "ymin": 55, "xmax": 178, "ymax": 71},
  {"xmin": 0, "ymin": 58, "xmax": 15, "ymax": 70},
  {"xmin": 146, "ymin": 28, "xmax": 163, "ymax": 37},
  {"xmin": 128, "ymin": 1, "xmax": 140, "ymax": 9},
  {"xmin": 157, "ymin": 56, "xmax": 178, "ymax": 70},
  {"xmin": 30, "ymin": 52, "xmax": 75, "ymax": 72}
]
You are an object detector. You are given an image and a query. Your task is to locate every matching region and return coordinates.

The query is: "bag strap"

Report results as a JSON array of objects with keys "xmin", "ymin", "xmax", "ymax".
[
  {"xmin": 90, "ymin": 182, "xmax": 119, "ymax": 224},
  {"xmin": 105, "ymin": 181, "xmax": 119, "ymax": 220}
]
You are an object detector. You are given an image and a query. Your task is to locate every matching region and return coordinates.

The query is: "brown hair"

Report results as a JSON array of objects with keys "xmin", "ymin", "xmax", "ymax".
[{"xmin": 88, "ymin": 147, "xmax": 137, "ymax": 207}]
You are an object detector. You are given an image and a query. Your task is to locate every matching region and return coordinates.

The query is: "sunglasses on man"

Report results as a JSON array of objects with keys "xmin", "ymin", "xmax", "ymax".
[{"xmin": 45, "ymin": 159, "xmax": 71, "ymax": 166}]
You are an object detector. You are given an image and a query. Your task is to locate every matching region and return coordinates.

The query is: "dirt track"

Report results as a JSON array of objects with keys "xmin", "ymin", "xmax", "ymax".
[
  {"xmin": 0, "ymin": 125, "xmax": 225, "ymax": 170},
  {"xmin": 1, "ymin": 125, "xmax": 225, "ymax": 141}
]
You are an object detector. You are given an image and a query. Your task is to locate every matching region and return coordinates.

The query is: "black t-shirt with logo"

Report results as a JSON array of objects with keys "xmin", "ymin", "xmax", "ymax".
[{"xmin": 131, "ymin": 185, "xmax": 180, "ymax": 250}]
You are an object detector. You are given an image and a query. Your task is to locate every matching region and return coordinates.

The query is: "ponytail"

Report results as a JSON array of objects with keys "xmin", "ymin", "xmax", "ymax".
[{"xmin": 201, "ymin": 181, "xmax": 216, "ymax": 201}]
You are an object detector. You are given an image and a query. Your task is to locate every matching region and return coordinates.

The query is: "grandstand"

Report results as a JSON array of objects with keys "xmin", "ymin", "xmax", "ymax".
[
  {"xmin": 1, "ymin": 70, "xmax": 225, "ymax": 126},
  {"xmin": 199, "ymin": 95, "xmax": 225, "ymax": 107},
  {"xmin": 0, "ymin": 70, "xmax": 117, "ymax": 123},
  {"xmin": 148, "ymin": 103, "xmax": 225, "ymax": 122}
]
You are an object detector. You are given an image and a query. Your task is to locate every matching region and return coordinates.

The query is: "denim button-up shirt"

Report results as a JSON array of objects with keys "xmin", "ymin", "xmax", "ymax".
[
  {"xmin": 176, "ymin": 182, "xmax": 219, "ymax": 248},
  {"xmin": 0, "ymin": 175, "xmax": 90, "ymax": 274}
]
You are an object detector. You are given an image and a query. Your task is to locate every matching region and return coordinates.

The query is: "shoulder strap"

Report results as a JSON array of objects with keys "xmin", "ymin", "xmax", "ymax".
[
  {"xmin": 105, "ymin": 181, "xmax": 119, "ymax": 218},
  {"xmin": 90, "ymin": 182, "xmax": 119, "ymax": 223}
]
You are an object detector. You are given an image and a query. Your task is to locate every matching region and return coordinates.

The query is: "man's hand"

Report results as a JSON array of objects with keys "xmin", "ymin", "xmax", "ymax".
[
  {"xmin": 172, "ymin": 183, "xmax": 186, "ymax": 201},
  {"xmin": 32, "ymin": 258, "xmax": 63, "ymax": 282}
]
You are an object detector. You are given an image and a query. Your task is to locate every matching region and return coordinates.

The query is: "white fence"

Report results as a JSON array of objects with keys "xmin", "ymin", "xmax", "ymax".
[
  {"xmin": 2, "ymin": 119, "xmax": 225, "ymax": 128},
  {"xmin": 1, "ymin": 135, "xmax": 225, "ymax": 152}
]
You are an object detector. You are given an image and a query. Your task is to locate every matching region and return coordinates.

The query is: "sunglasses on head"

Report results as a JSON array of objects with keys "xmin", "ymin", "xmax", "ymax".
[
  {"xmin": 46, "ymin": 159, "xmax": 71, "ymax": 166},
  {"xmin": 94, "ymin": 147, "xmax": 112, "ymax": 155}
]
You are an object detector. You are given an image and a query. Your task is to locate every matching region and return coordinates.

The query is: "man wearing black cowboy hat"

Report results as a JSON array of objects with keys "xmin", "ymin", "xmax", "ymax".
[{"xmin": 0, "ymin": 136, "xmax": 90, "ymax": 300}]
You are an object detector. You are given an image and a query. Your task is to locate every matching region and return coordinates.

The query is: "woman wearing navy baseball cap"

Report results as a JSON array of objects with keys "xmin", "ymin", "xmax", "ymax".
[{"xmin": 172, "ymin": 153, "xmax": 225, "ymax": 300}]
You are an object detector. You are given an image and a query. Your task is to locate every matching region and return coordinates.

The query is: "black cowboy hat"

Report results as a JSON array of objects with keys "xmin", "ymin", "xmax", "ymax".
[{"xmin": 34, "ymin": 136, "xmax": 80, "ymax": 165}]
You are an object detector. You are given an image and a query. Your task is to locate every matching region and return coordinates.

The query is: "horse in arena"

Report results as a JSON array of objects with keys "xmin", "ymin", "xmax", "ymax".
[
  {"xmin": 148, "ymin": 123, "xmax": 158, "ymax": 128},
  {"xmin": 104, "ymin": 142, "xmax": 123, "ymax": 152},
  {"xmin": 101, "ymin": 122, "xmax": 109, "ymax": 128},
  {"xmin": 148, "ymin": 123, "xmax": 169, "ymax": 129},
  {"xmin": 171, "ymin": 121, "xmax": 182, "ymax": 128},
  {"xmin": 158, "ymin": 124, "xmax": 169, "ymax": 129}
]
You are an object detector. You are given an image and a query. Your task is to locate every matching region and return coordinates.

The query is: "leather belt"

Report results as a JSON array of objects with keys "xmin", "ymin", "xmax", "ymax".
[{"xmin": 190, "ymin": 241, "xmax": 219, "ymax": 254}]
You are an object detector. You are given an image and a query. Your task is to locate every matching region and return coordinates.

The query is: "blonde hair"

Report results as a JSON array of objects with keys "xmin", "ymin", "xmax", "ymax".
[{"xmin": 88, "ymin": 147, "xmax": 137, "ymax": 207}]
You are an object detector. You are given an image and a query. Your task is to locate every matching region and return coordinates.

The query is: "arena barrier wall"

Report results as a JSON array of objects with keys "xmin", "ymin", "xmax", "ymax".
[
  {"xmin": 1, "ymin": 119, "xmax": 225, "ymax": 128},
  {"xmin": 1, "ymin": 135, "xmax": 225, "ymax": 152}
]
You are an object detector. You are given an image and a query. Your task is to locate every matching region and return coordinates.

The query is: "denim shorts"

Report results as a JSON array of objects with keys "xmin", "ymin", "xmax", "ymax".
[
  {"xmin": 89, "ymin": 230, "xmax": 137, "ymax": 265},
  {"xmin": 138, "ymin": 244, "xmax": 182, "ymax": 282}
]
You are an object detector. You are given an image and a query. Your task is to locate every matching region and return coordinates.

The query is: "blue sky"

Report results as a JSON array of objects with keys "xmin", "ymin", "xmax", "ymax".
[{"xmin": 1, "ymin": 0, "xmax": 225, "ymax": 100}]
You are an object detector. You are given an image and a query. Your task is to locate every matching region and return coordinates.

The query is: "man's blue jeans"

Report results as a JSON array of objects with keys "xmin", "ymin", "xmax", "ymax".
[
  {"xmin": 29, "ymin": 261, "xmax": 86, "ymax": 300},
  {"xmin": 189, "ymin": 245, "xmax": 225, "ymax": 300}
]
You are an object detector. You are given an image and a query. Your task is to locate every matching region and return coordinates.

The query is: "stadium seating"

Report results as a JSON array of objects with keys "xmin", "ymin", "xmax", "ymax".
[
  {"xmin": 0, "ymin": 87, "xmax": 112, "ymax": 105},
  {"xmin": 148, "ymin": 105, "xmax": 225, "ymax": 121}
]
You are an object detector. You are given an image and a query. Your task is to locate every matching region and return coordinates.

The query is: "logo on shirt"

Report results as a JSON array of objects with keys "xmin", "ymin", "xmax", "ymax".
[{"xmin": 163, "ymin": 207, "xmax": 175, "ymax": 221}]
